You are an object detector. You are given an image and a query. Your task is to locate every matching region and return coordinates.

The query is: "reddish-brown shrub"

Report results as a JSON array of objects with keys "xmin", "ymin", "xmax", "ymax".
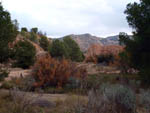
[
  {"xmin": 85, "ymin": 44, "xmax": 124, "ymax": 65},
  {"xmin": 32, "ymin": 55, "xmax": 87, "ymax": 88}
]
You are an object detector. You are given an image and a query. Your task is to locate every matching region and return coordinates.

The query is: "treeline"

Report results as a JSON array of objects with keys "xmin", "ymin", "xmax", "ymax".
[{"xmin": 0, "ymin": 2, "xmax": 84, "ymax": 70}]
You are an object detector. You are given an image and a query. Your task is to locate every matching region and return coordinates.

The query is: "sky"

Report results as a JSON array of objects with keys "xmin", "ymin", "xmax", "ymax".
[{"xmin": 2, "ymin": 0, "xmax": 139, "ymax": 38}]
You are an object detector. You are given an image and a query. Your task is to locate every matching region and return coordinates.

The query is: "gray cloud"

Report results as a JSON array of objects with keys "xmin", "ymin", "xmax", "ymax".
[{"xmin": 3, "ymin": 0, "xmax": 139, "ymax": 38}]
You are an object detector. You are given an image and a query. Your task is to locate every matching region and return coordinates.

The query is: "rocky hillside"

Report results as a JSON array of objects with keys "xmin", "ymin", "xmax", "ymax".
[
  {"xmin": 58, "ymin": 34, "xmax": 120, "ymax": 52},
  {"xmin": 100, "ymin": 35, "xmax": 119, "ymax": 45}
]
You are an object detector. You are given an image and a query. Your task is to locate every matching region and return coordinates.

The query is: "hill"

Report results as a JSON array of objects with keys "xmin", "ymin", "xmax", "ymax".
[{"xmin": 57, "ymin": 34, "xmax": 120, "ymax": 52}]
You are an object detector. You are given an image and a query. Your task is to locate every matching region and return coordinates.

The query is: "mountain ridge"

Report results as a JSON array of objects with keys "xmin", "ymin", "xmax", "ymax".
[{"xmin": 53, "ymin": 33, "xmax": 120, "ymax": 52}]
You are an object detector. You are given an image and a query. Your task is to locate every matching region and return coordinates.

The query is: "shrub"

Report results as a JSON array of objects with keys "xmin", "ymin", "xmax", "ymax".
[
  {"xmin": 86, "ymin": 84, "xmax": 136, "ymax": 113},
  {"xmin": 31, "ymin": 27, "xmax": 38, "ymax": 34},
  {"xmin": 139, "ymin": 89, "xmax": 150, "ymax": 111},
  {"xmin": 13, "ymin": 40, "xmax": 36, "ymax": 69},
  {"xmin": 21, "ymin": 27, "xmax": 28, "ymax": 32},
  {"xmin": 29, "ymin": 32, "xmax": 38, "ymax": 43},
  {"xmin": 97, "ymin": 54, "xmax": 114, "ymax": 65},
  {"xmin": 101, "ymin": 84, "xmax": 136, "ymax": 113},
  {"xmin": 65, "ymin": 77, "xmax": 81, "ymax": 89},
  {"xmin": 39, "ymin": 36, "xmax": 50, "ymax": 51},
  {"xmin": 0, "ymin": 67, "xmax": 9, "ymax": 81},
  {"xmin": 32, "ymin": 55, "xmax": 87, "ymax": 88}
]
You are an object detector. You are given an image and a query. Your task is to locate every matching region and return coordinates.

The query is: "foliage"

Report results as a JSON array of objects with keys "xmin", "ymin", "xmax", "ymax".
[
  {"xmin": 63, "ymin": 36, "xmax": 84, "ymax": 62},
  {"xmin": 65, "ymin": 77, "xmax": 81, "ymax": 90},
  {"xmin": 119, "ymin": 0, "xmax": 150, "ymax": 84},
  {"xmin": 39, "ymin": 36, "xmax": 50, "ymax": 51},
  {"xmin": 29, "ymin": 32, "xmax": 38, "ymax": 43},
  {"xmin": 86, "ymin": 84, "xmax": 136, "ymax": 113},
  {"xmin": 118, "ymin": 51, "xmax": 131, "ymax": 74},
  {"xmin": 49, "ymin": 39, "xmax": 69, "ymax": 59},
  {"xmin": 0, "ymin": 67, "xmax": 9, "ymax": 81},
  {"xmin": 97, "ymin": 54, "xmax": 114, "ymax": 65},
  {"xmin": 0, "ymin": 2, "xmax": 18, "ymax": 62},
  {"xmin": 139, "ymin": 89, "xmax": 150, "ymax": 112},
  {"xmin": 21, "ymin": 27, "xmax": 28, "ymax": 32},
  {"xmin": 31, "ymin": 27, "xmax": 38, "ymax": 34},
  {"xmin": 13, "ymin": 40, "xmax": 36, "ymax": 69},
  {"xmin": 32, "ymin": 55, "xmax": 87, "ymax": 88}
]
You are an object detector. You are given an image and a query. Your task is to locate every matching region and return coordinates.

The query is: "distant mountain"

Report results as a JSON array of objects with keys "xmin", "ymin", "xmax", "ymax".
[
  {"xmin": 100, "ymin": 35, "xmax": 119, "ymax": 45},
  {"xmin": 56, "ymin": 33, "xmax": 120, "ymax": 52}
]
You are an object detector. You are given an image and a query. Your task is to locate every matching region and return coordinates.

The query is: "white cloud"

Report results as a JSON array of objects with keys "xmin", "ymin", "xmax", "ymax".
[{"xmin": 2, "ymin": 0, "xmax": 139, "ymax": 37}]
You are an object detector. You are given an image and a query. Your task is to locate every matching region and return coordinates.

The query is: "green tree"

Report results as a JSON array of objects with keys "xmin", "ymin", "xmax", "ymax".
[
  {"xmin": 0, "ymin": 2, "xmax": 18, "ymax": 62},
  {"xmin": 63, "ymin": 36, "xmax": 84, "ymax": 62},
  {"xmin": 21, "ymin": 27, "xmax": 28, "ymax": 32},
  {"xmin": 31, "ymin": 27, "xmax": 38, "ymax": 34},
  {"xmin": 29, "ymin": 32, "xmax": 38, "ymax": 43},
  {"xmin": 49, "ymin": 39, "xmax": 69, "ymax": 59},
  {"xmin": 13, "ymin": 40, "xmax": 36, "ymax": 69},
  {"xmin": 39, "ymin": 36, "xmax": 50, "ymax": 51},
  {"xmin": 119, "ymin": 0, "xmax": 150, "ymax": 83}
]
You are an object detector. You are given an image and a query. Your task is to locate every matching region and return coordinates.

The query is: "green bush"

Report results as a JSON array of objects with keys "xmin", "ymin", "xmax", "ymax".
[
  {"xmin": 13, "ymin": 40, "xmax": 36, "ymax": 69},
  {"xmin": 31, "ymin": 27, "xmax": 38, "ymax": 34},
  {"xmin": 0, "ymin": 68, "xmax": 9, "ymax": 81},
  {"xmin": 29, "ymin": 32, "xmax": 38, "ymax": 43},
  {"xmin": 21, "ymin": 27, "xmax": 28, "ymax": 32},
  {"xmin": 39, "ymin": 36, "xmax": 50, "ymax": 51}
]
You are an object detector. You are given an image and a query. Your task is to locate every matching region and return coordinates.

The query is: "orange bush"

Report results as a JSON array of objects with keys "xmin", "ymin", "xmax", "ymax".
[{"xmin": 32, "ymin": 55, "xmax": 87, "ymax": 88}]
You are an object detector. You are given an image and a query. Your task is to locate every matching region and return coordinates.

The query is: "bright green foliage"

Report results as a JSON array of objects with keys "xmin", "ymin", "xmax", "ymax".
[
  {"xmin": 63, "ymin": 36, "xmax": 84, "ymax": 62},
  {"xmin": 119, "ymin": 0, "xmax": 150, "ymax": 84},
  {"xmin": 49, "ymin": 39, "xmax": 69, "ymax": 59},
  {"xmin": 39, "ymin": 36, "xmax": 50, "ymax": 51},
  {"xmin": 13, "ymin": 40, "xmax": 36, "ymax": 69},
  {"xmin": 0, "ymin": 2, "xmax": 18, "ymax": 62}
]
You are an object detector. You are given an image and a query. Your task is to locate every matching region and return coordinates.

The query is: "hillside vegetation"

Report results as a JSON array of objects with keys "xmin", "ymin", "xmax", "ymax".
[{"xmin": 0, "ymin": 0, "xmax": 150, "ymax": 113}]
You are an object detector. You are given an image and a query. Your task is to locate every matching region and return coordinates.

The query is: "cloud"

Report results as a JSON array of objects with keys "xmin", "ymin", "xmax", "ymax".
[{"xmin": 3, "ymin": 0, "xmax": 139, "ymax": 37}]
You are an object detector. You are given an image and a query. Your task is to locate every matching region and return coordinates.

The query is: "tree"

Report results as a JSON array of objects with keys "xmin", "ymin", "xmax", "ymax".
[
  {"xmin": 39, "ymin": 36, "xmax": 50, "ymax": 51},
  {"xmin": 13, "ymin": 40, "xmax": 36, "ymax": 69},
  {"xmin": 29, "ymin": 32, "xmax": 38, "ymax": 43},
  {"xmin": 63, "ymin": 36, "xmax": 84, "ymax": 62},
  {"xmin": 31, "ymin": 27, "xmax": 38, "ymax": 34},
  {"xmin": 119, "ymin": 0, "xmax": 150, "ymax": 83},
  {"xmin": 21, "ymin": 27, "xmax": 28, "ymax": 32},
  {"xmin": 0, "ymin": 2, "xmax": 18, "ymax": 62},
  {"xmin": 49, "ymin": 39, "xmax": 69, "ymax": 59}
]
